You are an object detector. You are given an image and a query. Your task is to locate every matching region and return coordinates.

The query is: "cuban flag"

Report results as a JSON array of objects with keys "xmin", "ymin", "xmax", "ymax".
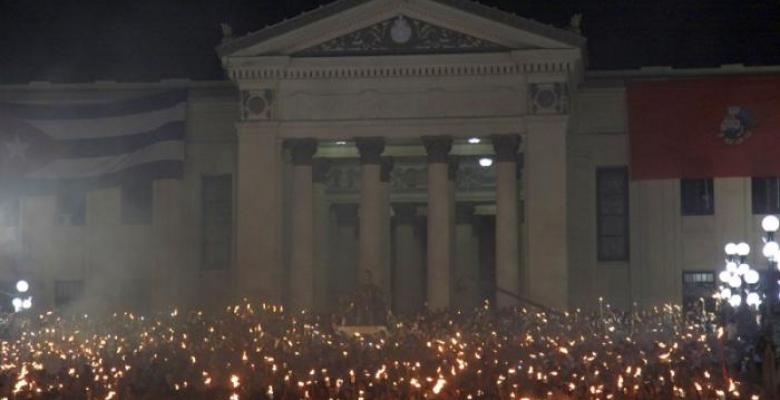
[{"xmin": 0, "ymin": 90, "xmax": 187, "ymax": 193}]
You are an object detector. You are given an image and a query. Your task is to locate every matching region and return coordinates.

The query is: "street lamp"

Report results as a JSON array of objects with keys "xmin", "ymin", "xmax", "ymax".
[
  {"xmin": 3, "ymin": 279, "xmax": 32, "ymax": 313},
  {"xmin": 761, "ymin": 215, "xmax": 780, "ymax": 307},
  {"xmin": 718, "ymin": 241, "xmax": 762, "ymax": 309}
]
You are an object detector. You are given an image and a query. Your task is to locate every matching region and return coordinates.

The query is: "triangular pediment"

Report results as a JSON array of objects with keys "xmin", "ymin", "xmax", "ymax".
[
  {"xmin": 294, "ymin": 15, "xmax": 512, "ymax": 57},
  {"xmin": 217, "ymin": 0, "xmax": 585, "ymax": 58}
]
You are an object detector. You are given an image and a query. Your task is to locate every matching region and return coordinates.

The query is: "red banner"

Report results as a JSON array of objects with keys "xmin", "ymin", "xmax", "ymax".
[{"xmin": 627, "ymin": 75, "xmax": 780, "ymax": 180}]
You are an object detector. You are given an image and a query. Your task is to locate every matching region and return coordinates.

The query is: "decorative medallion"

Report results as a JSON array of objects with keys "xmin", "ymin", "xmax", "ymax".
[
  {"xmin": 294, "ymin": 15, "xmax": 509, "ymax": 57},
  {"xmin": 719, "ymin": 106, "xmax": 756, "ymax": 145},
  {"xmin": 389, "ymin": 16, "xmax": 412, "ymax": 44},
  {"xmin": 241, "ymin": 90, "xmax": 273, "ymax": 121},
  {"xmin": 528, "ymin": 83, "xmax": 568, "ymax": 115}
]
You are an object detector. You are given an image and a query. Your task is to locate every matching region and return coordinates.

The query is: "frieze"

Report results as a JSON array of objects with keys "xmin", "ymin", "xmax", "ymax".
[
  {"xmin": 294, "ymin": 15, "xmax": 509, "ymax": 57},
  {"xmin": 324, "ymin": 158, "xmax": 500, "ymax": 195}
]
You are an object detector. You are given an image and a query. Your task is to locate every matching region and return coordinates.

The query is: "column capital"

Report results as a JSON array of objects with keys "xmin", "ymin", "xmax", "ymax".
[
  {"xmin": 448, "ymin": 156, "xmax": 460, "ymax": 181},
  {"xmin": 492, "ymin": 134, "xmax": 521, "ymax": 162},
  {"xmin": 332, "ymin": 203, "xmax": 358, "ymax": 225},
  {"xmin": 392, "ymin": 203, "xmax": 418, "ymax": 224},
  {"xmin": 356, "ymin": 137, "xmax": 385, "ymax": 164},
  {"xmin": 455, "ymin": 203, "xmax": 476, "ymax": 224},
  {"xmin": 422, "ymin": 135, "xmax": 452, "ymax": 163},
  {"xmin": 286, "ymin": 138, "xmax": 318, "ymax": 166},
  {"xmin": 312, "ymin": 158, "xmax": 332, "ymax": 183},
  {"xmin": 380, "ymin": 156, "xmax": 395, "ymax": 183}
]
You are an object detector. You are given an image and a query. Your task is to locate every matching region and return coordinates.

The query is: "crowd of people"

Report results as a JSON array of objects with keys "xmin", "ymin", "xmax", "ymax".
[{"xmin": 0, "ymin": 298, "xmax": 765, "ymax": 399}]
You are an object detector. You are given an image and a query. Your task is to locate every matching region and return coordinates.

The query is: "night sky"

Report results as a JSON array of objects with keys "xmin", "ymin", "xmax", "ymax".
[{"xmin": 1, "ymin": 0, "xmax": 780, "ymax": 84}]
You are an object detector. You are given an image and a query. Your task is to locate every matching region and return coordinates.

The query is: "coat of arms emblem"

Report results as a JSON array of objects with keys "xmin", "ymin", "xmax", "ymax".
[
  {"xmin": 389, "ymin": 16, "xmax": 413, "ymax": 44},
  {"xmin": 719, "ymin": 106, "xmax": 756, "ymax": 145}
]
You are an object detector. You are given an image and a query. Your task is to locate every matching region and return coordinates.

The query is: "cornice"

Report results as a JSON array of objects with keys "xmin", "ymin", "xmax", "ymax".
[{"xmin": 225, "ymin": 56, "xmax": 575, "ymax": 82}]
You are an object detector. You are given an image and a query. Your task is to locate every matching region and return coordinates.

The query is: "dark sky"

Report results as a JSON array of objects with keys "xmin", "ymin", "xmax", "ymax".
[{"xmin": 1, "ymin": 0, "xmax": 779, "ymax": 84}]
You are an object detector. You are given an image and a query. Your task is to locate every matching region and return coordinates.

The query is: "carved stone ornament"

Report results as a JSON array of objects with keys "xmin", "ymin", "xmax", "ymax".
[
  {"xmin": 422, "ymin": 136, "xmax": 452, "ymax": 164},
  {"xmin": 325, "ymin": 157, "xmax": 496, "ymax": 196},
  {"xmin": 528, "ymin": 82, "xmax": 568, "ymax": 115},
  {"xmin": 241, "ymin": 89, "xmax": 273, "ymax": 120},
  {"xmin": 294, "ymin": 15, "xmax": 508, "ymax": 57},
  {"xmin": 355, "ymin": 138, "xmax": 386, "ymax": 165}
]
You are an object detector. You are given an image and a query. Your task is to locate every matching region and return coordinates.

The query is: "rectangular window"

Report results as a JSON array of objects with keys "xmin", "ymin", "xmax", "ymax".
[
  {"xmin": 56, "ymin": 190, "xmax": 86, "ymax": 226},
  {"xmin": 122, "ymin": 179, "xmax": 153, "ymax": 224},
  {"xmin": 55, "ymin": 280, "xmax": 84, "ymax": 307},
  {"xmin": 752, "ymin": 177, "xmax": 780, "ymax": 214},
  {"xmin": 201, "ymin": 174, "xmax": 233, "ymax": 270},
  {"xmin": 597, "ymin": 167, "xmax": 629, "ymax": 261},
  {"xmin": 681, "ymin": 178, "xmax": 714, "ymax": 215},
  {"xmin": 0, "ymin": 196, "xmax": 19, "ymax": 226},
  {"xmin": 682, "ymin": 271, "xmax": 715, "ymax": 315}
]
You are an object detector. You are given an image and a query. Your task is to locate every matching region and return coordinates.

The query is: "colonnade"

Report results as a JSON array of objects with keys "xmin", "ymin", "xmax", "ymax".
[{"xmin": 285, "ymin": 135, "xmax": 522, "ymax": 312}]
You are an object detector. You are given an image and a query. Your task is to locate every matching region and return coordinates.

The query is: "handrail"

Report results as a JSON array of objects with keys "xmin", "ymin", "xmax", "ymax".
[{"xmin": 463, "ymin": 278, "xmax": 561, "ymax": 315}]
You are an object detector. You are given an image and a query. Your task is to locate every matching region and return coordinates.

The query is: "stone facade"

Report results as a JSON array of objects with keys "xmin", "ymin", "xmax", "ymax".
[{"xmin": 0, "ymin": 0, "xmax": 775, "ymax": 313}]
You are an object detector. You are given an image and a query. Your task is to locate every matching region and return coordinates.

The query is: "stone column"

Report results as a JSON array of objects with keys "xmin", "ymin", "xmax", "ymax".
[
  {"xmin": 236, "ymin": 123, "xmax": 283, "ymax": 303},
  {"xmin": 525, "ymin": 122, "xmax": 568, "ymax": 310},
  {"xmin": 286, "ymin": 138, "xmax": 317, "ymax": 311},
  {"xmin": 313, "ymin": 158, "xmax": 331, "ymax": 313},
  {"xmin": 493, "ymin": 135, "xmax": 521, "ymax": 308},
  {"xmin": 423, "ymin": 136, "xmax": 453, "ymax": 310},
  {"xmin": 392, "ymin": 203, "xmax": 425, "ymax": 314},
  {"xmin": 454, "ymin": 204, "xmax": 480, "ymax": 311},
  {"xmin": 330, "ymin": 204, "xmax": 358, "ymax": 307},
  {"xmin": 448, "ymin": 157, "xmax": 458, "ymax": 303},
  {"xmin": 356, "ymin": 138, "xmax": 385, "ymax": 289},
  {"xmin": 379, "ymin": 157, "xmax": 394, "ymax": 300}
]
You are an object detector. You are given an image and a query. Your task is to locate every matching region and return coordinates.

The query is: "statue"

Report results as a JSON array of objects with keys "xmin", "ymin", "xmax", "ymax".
[
  {"xmin": 569, "ymin": 13, "xmax": 583, "ymax": 35},
  {"xmin": 220, "ymin": 23, "xmax": 233, "ymax": 43}
]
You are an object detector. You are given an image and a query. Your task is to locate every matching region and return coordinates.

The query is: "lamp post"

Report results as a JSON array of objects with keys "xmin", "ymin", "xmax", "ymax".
[
  {"xmin": 2, "ymin": 279, "xmax": 32, "ymax": 313},
  {"xmin": 718, "ymin": 242, "xmax": 761, "ymax": 309},
  {"xmin": 761, "ymin": 215, "xmax": 780, "ymax": 309}
]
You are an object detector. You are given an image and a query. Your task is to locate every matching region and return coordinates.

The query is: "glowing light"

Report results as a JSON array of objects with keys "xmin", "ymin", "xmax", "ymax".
[
  {"xmin": 468, "ymin": 137, "xmax": 481, "ymax": 144},
  {"xmin": 765, "ymin": 241, "xmax": 780, "ymax": 258},
  {"xmin": 746, "ymin": 292, "xmax": 761, "ymax": 307},
  {"xmin": 729, "ymin": 294, "xmax": 742, "ymax": 307},
  {"xmin": 763, "ymin": 215, "xmax": 780, "ymax": 232},
  {"xmin": 736, "ymin": 242, "xmax": 750, "ymax": 256},
  {"xmin": 478, "ymin": 158, "xmax": 493, "ymax": 167},
  {"xmin": 744, "ymin": 269, "xmax": 760, "ymax": 285},
  {"xmin": 724, "ymin": 242, "xmax": 737, "ymax": 255},
  {"xmin": 726, "ymin": 262, "xmax": 738, "ymax": 273},
  {"xmin": 15, "ymin": 280, "xmax": 29, "ymax": 293},
  {"xmin": 11, "ymin": 297, "xmax": 22, "ymax": 311}
]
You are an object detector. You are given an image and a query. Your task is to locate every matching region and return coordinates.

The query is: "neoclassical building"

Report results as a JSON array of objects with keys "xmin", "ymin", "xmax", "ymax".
[{"xmin": 0, "ymin": 0, "xmax": 776, "ymax": 313}]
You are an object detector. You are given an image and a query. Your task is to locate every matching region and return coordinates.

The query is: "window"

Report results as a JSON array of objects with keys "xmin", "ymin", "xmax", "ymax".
[
  {"xmin": 201, "ymin": 175, "xmax": 232, "ymax": 270},
  {"xmin": 55, "ymin": 280, "xmax": 84, "ymax": 307},
  {"xmin": 0, "ymin": 196, "xmax": 19, "ymax": 226},
  {"xmin": 752, "ymin": 177, "xmax": 780, "ymax": 214},
  {"xmin": 122, "ymin": 179, "xmax": 153, "ymax": 224},
  {"xmin": 682, "ymin": 271, "xmax": 715, "ymax": 315},
  {"xmin": 56, "ymin": 189, "xmax": 86, "ymax": 225},
  {"xmin": 681, "ymin": 178, "xmax": 714, "ymax": 215},
  {"xmin": 597, "ymin": 167, "xmax": 629, "ymax": 261}
]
